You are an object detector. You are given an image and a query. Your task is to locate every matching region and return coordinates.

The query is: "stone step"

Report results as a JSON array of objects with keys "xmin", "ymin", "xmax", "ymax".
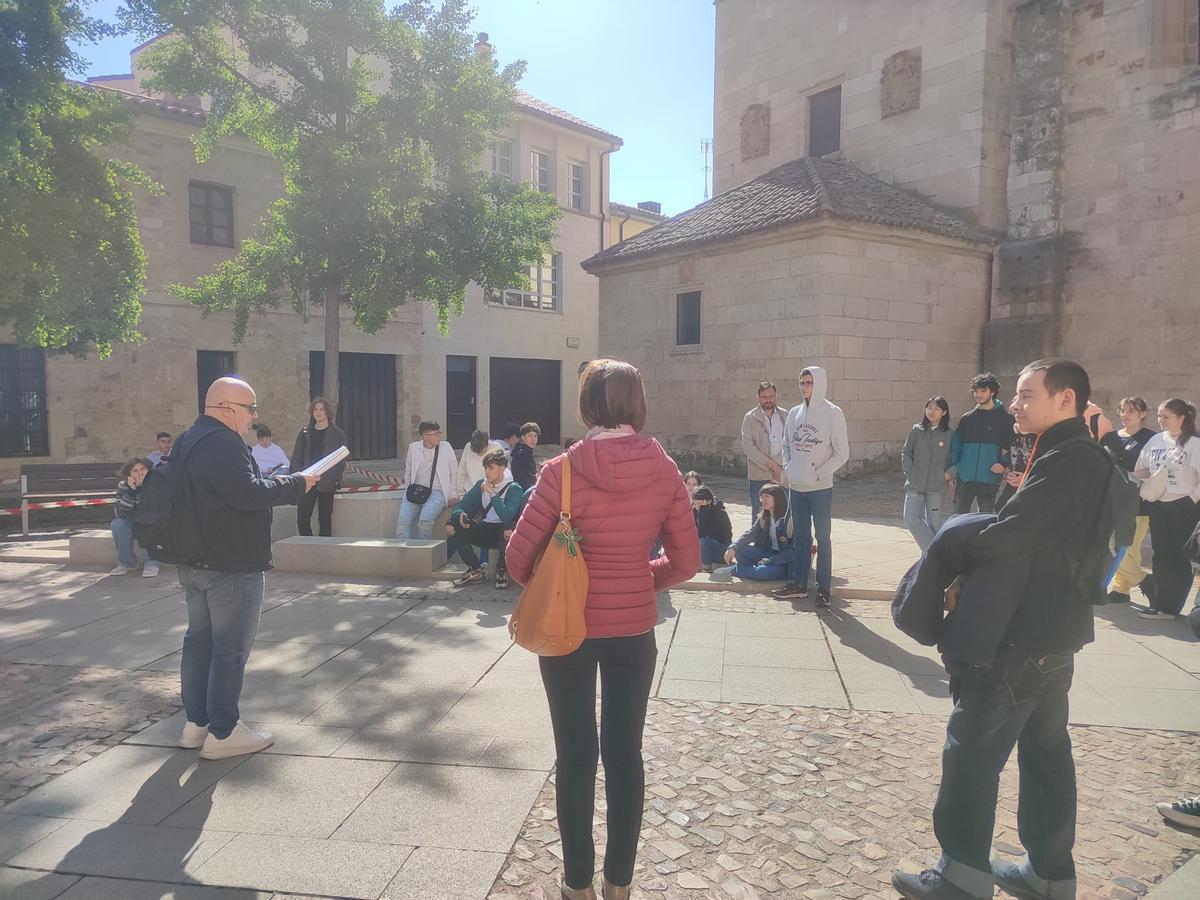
[{"xmin": 273, "ymin": 536, "xmax": 447, "ymax": 577}]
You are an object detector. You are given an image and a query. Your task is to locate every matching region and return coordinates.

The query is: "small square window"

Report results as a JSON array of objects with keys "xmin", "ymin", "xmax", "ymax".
[
  {"xmin": 808, "ymin": 85, "xmax": 842, "ymax": 157},
  {"xmin": 189, "ymin": 182, "xmax": 236, "ymax": 247},
  {"xmin": 567, "ymin": 161, "xmax": 585, "ymax": 211},
  {"xmin": 490, "ymin": 140, "xmax": 512, "ymax": 179},
  {"xmin": 531, "ymin": 150, "xmax": 552, "ymax": 194},
  {"xmin": 676, "ymin": 291, "xmax": 701, "ymax": 346}
]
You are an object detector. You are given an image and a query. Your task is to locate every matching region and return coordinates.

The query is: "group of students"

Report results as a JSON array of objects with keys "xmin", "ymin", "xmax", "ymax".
[{"xmin": 899, "ymin": 372, "xmax": 1200, "ymax": 621}]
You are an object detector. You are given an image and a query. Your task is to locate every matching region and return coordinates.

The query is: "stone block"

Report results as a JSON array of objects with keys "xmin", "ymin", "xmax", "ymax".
[
  {"xmin": 330, "ymin": 490, "xmax": 402, "ymax": 538},
  {"xmin": 69, "ymin": 530, "xmax": 116, "ymax": 566},
  {"xmin": 271, "ymin": 537, "xmax": 447, "ymax": 577}
]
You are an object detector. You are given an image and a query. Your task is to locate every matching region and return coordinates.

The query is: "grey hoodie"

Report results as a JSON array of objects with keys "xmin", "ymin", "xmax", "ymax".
[
  {"xmin": 781, "ymin": 366, "xmax": 850, "ymax": 492},
  {"xmin": 902, "ymin": 424, "xmax": 953, "ymax": 494}
]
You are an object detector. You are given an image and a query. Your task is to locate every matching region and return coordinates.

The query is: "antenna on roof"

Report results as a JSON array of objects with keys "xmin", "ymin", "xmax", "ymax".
[{"xmin": 701, "ymin": 138, "xmax": 712, "ymax": 200}]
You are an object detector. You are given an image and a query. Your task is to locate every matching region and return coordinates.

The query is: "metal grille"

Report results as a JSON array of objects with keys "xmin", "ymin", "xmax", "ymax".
[
  {"xmin": 309, "ymin": 352, "xmax": 398, "ymax": 460},
  {"xmin": 808, "ymin": 85, "xmax": 842, "ymax": 157},
  {"xmin": 0, "ymin": 345, "xmax": 49, "ymax": 458}
]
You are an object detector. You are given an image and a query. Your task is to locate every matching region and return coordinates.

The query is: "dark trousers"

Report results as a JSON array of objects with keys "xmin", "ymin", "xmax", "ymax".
[
  {"xmin": 954, "ymin": 481, "xmax": 999, "ymax": 515},
  {"xmin": 448, "ymin": 520, "xmax": 507, "ymax": 572},
  {"xmin": 297, "ymin": 490, "xmax": 334, "ymax": 537},
  {"xmin": 1147, "ymin": 498, "xmax": 1200, "ymax": 615},
  {"xmin": 539, "ymin": 631, "xmax": 657, "ymax": 889},
  {"xmin": 933, "ymin": 646, "xmax": 1077, "ymax": 895}
]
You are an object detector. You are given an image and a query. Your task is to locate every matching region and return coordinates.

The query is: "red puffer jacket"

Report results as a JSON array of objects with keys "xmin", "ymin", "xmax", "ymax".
[{"xmin": 506, "ymin": 434, "xmax": 700, "ymax": 639}]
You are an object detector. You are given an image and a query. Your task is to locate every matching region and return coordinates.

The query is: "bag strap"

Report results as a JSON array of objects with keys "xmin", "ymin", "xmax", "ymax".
[
  {"xmin": 427, "ymin": 442, "xmax": 441, "ymax": 489},
  {"xmin": 560, "ymin": 456, "xmax": 572, "ymax": 523}
]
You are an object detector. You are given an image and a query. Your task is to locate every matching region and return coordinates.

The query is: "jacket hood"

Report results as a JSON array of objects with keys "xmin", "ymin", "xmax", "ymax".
[
  {"xmin": 567, "ymin": 434, "xmax": 679, "ymax": 494},
  {"xmin": 800, "ymin": 365, "xmax": 829, "ymax": 408}
]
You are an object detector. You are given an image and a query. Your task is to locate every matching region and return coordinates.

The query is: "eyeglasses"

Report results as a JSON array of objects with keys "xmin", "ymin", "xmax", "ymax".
[{"xmin": 208, "ymin": 402, "xmax": 258, "ymax": 414}]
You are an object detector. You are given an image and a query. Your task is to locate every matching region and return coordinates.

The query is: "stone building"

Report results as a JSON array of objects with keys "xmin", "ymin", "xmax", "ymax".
[
  {"xmin": 585, "ymin": 0, "xmax": 1200, "ymax": 471},
  {"xmin": 0, "ymin": 37, "xmax": 621, "ymax": 475}
]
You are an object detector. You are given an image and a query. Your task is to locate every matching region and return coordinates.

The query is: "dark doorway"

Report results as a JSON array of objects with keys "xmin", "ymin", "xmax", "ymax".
[
  {"xmin": 445, "ymin": 355, "xmax": 477, "ymax": 448},
  {"xmin": 196, "ymin": 350, "xmax": 237, "ymax": 415},
  {"xmin": 489, "ymin": 357, "xmax": 561, "ymax": 445},
  {"xmin": 309, "ymin": 351, "xmax": 398, "ymax": 459}
]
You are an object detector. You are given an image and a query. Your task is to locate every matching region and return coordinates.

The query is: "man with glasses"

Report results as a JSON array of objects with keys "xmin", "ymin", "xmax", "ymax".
[
  {"xmin": 172, "ymin": 377, "xmax": 317, "ymax": 760},
  {"xmin": 396, "ymin": 419, "xmax": 458, "ymax": 539},
  {"xmin": 741, "ymin": 381, "xmax": 789, "ymax": 518}
]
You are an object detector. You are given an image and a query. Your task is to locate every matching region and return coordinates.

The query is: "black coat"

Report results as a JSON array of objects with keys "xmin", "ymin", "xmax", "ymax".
[
  {"xmin": 292, "ymin": 423, "xmax": 348, "ymax": 493},
  {"xmin": 510, "ymin": 443, "xmax": 537, "ymax": 491},
  {"xmin": 177, "ymin": 416, "xmax": 308, "ymax": 572},
  {"xmin": 695, "ymin": 501, "xmax": 733, "ymax": 545}
]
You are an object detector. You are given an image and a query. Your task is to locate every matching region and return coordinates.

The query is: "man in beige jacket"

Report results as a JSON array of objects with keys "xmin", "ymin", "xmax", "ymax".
[{"xmin": 741, "ymin": 381, "xmax": 789, "ymax": 518}]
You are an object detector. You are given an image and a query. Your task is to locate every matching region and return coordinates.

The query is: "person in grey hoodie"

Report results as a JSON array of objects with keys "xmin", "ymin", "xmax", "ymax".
[
  {"xmin": 902, "ymin": 397, "xmax": 954, "ymax": 551},
  {"xmin": 772, "ymin": 366, "xmax": 849, "ymax": 608}
]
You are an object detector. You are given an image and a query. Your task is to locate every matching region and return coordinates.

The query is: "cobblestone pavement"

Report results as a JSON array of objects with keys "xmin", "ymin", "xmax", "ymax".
[
  {"xmin": 489, "ymin": 702, "xmax": 1200, "ymax": 900},
  {"xmin": 0, "ymin": 662, "xmax": 180, "ymax": 806}
]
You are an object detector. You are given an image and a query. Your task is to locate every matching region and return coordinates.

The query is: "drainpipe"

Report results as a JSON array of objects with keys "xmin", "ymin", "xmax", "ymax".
[
  {"xmin": 617, "ymin": 207, "xmax": 632, "ymax": 243},
  {"xmin": 598, "ymin": 146, "xmax": 615, "ymax": 251}
]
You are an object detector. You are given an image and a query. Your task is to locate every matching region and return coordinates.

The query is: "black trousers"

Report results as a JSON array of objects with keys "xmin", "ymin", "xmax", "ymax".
[
  {"xmin": 934, "ymin": 646, "xmax": 1077, "ymax": 893},
  {"xmin": 1148, "ymin": 497, "xmax": 1200, "ymax": 615},
  {"xmin": 954, "ymin": 481, "xmax": 999, "ymax": 515},
  {"xmin": 448, "ymin": 520, "xmax": 507, "ymax": 571},
  {"xmin": 539, "ymin": 630, "xmax": 657, "ymax": 889},
  {"xmin": 297, "ymin": 490, "xmax": 334, "ymax": 537}
]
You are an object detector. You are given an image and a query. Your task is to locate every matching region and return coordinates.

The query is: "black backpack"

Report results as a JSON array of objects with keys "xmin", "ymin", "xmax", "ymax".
[
  {"xmin": 132, "ymin": 430, "xmax": 216, "ymax": 565},
  {"xmin": 1061, "ymin": 437, "xmax": 1141, "ymax": 600}
]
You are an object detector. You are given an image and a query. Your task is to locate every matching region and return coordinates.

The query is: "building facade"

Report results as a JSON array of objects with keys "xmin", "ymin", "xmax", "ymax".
[
  {"xmin": 0, "ymin": 38, "xmax": 621, "ymax": 475},
  {"xmin": 587, "ymin": 0, "xmax": 1200, "ymax": 471}
]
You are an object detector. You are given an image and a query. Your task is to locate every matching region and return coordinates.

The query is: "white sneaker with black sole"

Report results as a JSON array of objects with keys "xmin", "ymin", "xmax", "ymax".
[
  {"xmin": 1158, "ymin": 796, "xmax": 1200, "ymax": 829},
  {"xmin": 178, "ymin": 722, "xmax": 209, "ymax": 749},
  {"xmin": 199, "ymin": 722, "xmax": 274, "ymax": 760}
]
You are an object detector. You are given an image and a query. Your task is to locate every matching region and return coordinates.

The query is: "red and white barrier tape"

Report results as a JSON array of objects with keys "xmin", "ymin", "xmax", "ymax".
[
  {"xmin": 343, "ymin": 463, "xmax": 401, "ymax": 484},
  {"xmin": 0, "ymin": 497, "xmax": 115, "ymax": 517},
  {"xmin": 337, "ymin": 483, "xmax": 404, "ymax": 494}
]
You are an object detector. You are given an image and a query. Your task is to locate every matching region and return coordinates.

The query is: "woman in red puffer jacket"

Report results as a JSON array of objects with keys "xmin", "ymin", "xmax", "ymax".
[{"xmin": 506, "ymin": 359, "xmax": 699, "ymax": 900}]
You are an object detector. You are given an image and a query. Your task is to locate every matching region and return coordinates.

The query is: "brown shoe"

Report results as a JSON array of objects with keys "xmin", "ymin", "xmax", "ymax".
[
  {"xmin": 602, "ymin": 878, "xmax": 630, "ymax": 900},
  {"xmin": 560, "ymin": 882, "xmax": 597, "ymax": 900}
]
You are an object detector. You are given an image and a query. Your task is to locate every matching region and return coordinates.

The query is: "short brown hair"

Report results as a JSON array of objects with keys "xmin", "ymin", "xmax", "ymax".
[
  {"xmin": 578, "ymin": 359, "xmax": 647, "ymax": 432},
  {"xmin": 482, "ymin": 447, "xmax": 509, "ymax": 468},
  {"xmin": 520, "ymin": 422, "xmax": 541, "ymax": 436},
  {"xmin": 120, "ymin": 458, "xmax": 154, "ymax": 478},
  {"xmin": 757, "ymin": 381, "xmax": 776, "ymax": 395}
]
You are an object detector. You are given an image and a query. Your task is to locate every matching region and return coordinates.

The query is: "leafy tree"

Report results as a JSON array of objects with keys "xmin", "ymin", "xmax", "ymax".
[
  {"xmin": 0, "ymin": 0, "xmax": 155, "ymax": 357},
  {"xmin": 121, "ymin": 0, "xmax": 561, "ymax": 404}
]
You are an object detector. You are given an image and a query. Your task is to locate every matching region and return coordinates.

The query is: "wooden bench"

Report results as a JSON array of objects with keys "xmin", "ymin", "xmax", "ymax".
[{"xmin": 16, "ymin": 462, "xmax": 123, "ymax": 536}]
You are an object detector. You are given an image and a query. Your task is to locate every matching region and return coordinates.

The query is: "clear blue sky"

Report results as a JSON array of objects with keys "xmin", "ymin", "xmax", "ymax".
[{"xmin": 72, "ymin": 0, "xmax": 716, "ymax": 216}]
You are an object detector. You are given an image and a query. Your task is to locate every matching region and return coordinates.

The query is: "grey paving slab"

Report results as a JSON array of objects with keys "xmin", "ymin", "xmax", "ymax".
[
  {"xmin": 846, "ymin": 687, "xmax": 926, "ymax": 713},
  {"xmin": 2, "ymin": 595, "xmax": 184, "ymax": 662},
  {"xmin": 475, "ymin": 737, "xmax": 558, "ymax": 772},
  {"xmin": 724, "ymin": 611, "xmax": 825, "ymax": 639},
  {"xmin": 431, "ymin": 687, "xmax": 553, "ymax": 740},
  {"xmin": 57, "ymin": 877, "xmax": 270, "ymax": 899},
  {"xmin": 302, "ymin": 680, "xmax": 470, "ymax": 732},
  {"xmin": 658, "ymin": 677, "xmax": 723, "ymax": 702},
  {"xmin": 381, "ymin": 846, "xmax": 506, "ymax": 900},
  {"xmin": 722, "ymin": 635, "xmax": 835, "ymax": 670},
  {"xmin": 720, "ymin": 665, "xmax": 848, "ymax": 707},
  {"xmin": 126, "ymin": 711, "xmax": 355, "ymax": 758},
  {"xmin": 162, "ymin": 755, "xmax": 395, "ymax": 839},
  {"xmin": 0, "ymin": 811, "xmax": 68, "ymax": 863},
  {"xmin": 332, "ymin": 762, "xmax": 547, "ymax": 851},
  {"xmin": 7, "ymin": 820, "xmax": 235, "ymax": 882},
  {"xmin": 332, "ymin": 730, "xmax": 493, "ymax": 765},
  {"xmin": 660, "ymin": 645, "xmax": 722, "ymax": 682},
  {"xmin": 407, "ymin": 619, "xmax": 515, "ymax": 654},
  {"xmin": 362, "ymin": 648, "xmax": 501, "ymax": 685},
  {"xmin": 1082, "ymin": 628, "xmax": 1155, "ymax": 656},
  {"xmin": 474, "ymin": 665, "xmax": 545, "ymax": 693},
  {"xmin": 2, "ymin": 746, "xmax": 242, "ymax": 825},
  {"xmin": 904, "ymin": 675, "xmax": 955, "ymax": 715},
  {"xmin": 192, "ymin": 833, "xmax": 413, "ymax": 900},
  {"xmin": 253, "ymin": 597, "xmax": 405, "ymax": 646},
  {"xmin": 1075, "ymin": 652, "xmax": 1200, "ymax": 690},
  {"xmin": 1077, "ymin": 684, "xmax": 1200, "ymax": 730},
  {"xmin": 670, "ymin": 619, "xmax": 726, "ymax": 649},
  {"xmin": 0, "ymin": 867, "xmax": 80, "ymax": 899},
  {"xmin": 237, "ymin": 664, "xmax": 376, "ymax": 724},
  {"xmin": 141, "ymin": 641, "xmax": 349, "ymax": 676}
]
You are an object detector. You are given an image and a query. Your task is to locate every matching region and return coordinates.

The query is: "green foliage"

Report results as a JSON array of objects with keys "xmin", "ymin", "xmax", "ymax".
[
  {"xmin": 0, "ymin": 0, "xmax": 155, "ymax": 357},
  {"xmin": 122, "ymin": 0, "xmax": 561, "ymax": 341}
]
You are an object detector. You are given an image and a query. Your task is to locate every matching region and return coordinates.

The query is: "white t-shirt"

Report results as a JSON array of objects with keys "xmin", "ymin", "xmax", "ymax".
[
  {"xmin": 1137, "ymin": 431, "xmax": 1200, "ymax": 503},
  {"xmin": 251, "ymin": 442, "xmax": 290, "ymax": 475}
]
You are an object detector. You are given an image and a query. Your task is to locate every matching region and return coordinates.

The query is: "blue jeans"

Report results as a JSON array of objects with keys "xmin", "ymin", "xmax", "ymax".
[
  {"xmin": 903, "ymin": 491, "xmax": 944, "ymax": 552},
  {"xmin": 789, "ymin": 488, "xmax": 832, "ymax": 590},
  {"xmin": 396, "ymin": 489, "xmax": 447, "ymax": 540},
  {"xmin": 699, "ymin": 537, "xmax": 727, "ymax": 566},
  {"xmin": 732, "ymin": 544, "xmax": 790, "ymax": 581},
  {"xmin": 178, "ymin": 566, "xmax": 265, "ymax": 739},
  {"xmin": 111, "ymin": 517, "xmax": 155, "ymax": 568},
  {"xmin": 748, "ymin": 479, "xmax": 767, "ymax": 520}
]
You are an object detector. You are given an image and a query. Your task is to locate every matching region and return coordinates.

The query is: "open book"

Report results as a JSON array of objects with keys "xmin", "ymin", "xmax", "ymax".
[{"xmin": 298, "ymin": 445, "xmax": 349, "ymax": 479}]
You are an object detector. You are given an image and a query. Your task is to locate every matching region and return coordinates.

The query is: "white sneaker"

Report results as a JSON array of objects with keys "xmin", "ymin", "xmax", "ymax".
[
  {"xmin": 109, "ymin": 565, "xmax": 132, "ymax": 576},
  {"xmin": 178, "ymin": 722, "xmax": 209, "ymax": 749},
  {"xmin": 198, "ymin": 721, "xmax": 274, "ymax": 760},
  {"xmin": 142, "ymin": 562, "xmax": 160, "ymax": 578}
]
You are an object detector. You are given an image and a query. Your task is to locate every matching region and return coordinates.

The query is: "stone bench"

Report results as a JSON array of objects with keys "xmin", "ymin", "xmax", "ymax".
[
  {"xmin": 272, "ymin": 536, "xmax": 447, "ymax": 577},
  {"xmin": 68, "ymin": 512, "xmax": 300, "ymax": 567},
  {"xmin": 332, "ymin": 490, "xmax": 452, "ymax": 538}
]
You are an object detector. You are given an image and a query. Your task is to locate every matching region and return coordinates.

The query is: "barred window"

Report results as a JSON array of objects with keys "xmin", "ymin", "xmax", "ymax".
[{"xmin": 0, "ymin": 345, "xmax": 49, "ymax": 457}]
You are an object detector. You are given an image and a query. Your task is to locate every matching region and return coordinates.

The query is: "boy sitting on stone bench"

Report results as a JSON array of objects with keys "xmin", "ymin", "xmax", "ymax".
[{"xmin": 446, "ymin": 448, "xmax": 524, "ymax": 590}]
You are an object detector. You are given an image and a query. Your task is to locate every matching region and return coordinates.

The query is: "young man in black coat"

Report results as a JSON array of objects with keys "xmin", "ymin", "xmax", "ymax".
[{"xmin": 894, "ymin": 360, "xmax": 1111, "ymax": 900}]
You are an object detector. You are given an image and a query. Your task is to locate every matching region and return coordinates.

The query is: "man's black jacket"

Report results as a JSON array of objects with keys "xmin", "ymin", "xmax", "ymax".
[
  {"xmin": 511, "ymin": 443, "xmax": 537, "ymax": 490},
  {"xmin": 967, "ymin": 416, "xmax": 1110, "ymax": 653},
  {"xmin": 177, "ymin": 416, "xmax": 308, "ymax": 573}
]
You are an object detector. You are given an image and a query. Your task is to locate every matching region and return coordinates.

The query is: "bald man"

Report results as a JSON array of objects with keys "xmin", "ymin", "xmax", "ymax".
[{"xmin": 172, "ymin": 377, "xmax": 317, "ymax": 760}]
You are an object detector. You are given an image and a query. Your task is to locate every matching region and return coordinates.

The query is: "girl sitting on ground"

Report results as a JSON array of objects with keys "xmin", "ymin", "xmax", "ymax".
[
  {"xmin": 111, "ymin": 458, "xmax": 158, "ymax": 578},
  {"xmin": 693, "ymin": 486, "xmax": 733, "ymax": 573},
  {"xmin": 717, "ymin": 483, "xmax": 794, "ymax": 582}
]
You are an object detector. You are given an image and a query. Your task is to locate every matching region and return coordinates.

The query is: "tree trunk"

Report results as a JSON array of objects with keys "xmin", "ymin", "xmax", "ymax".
[{"xmin": 322, "ymin": 281, "xmax": 340, "ymax": 409}]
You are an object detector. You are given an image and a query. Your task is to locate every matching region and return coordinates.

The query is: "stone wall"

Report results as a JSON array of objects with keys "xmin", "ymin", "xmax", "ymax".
[
  {"xmin": 597, "ymin": 224, "xmax": 991, "ymax": 472},
  {"xmin": 713, "ymin": 0, "xmax": 1009, "ymax": 228}
]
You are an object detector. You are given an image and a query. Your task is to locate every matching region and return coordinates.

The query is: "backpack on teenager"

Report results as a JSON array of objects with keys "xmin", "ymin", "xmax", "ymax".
[
  {"xmin": 132, "ymin": 431, "xmax": 216, "ymax": 565},
  {"xmin": 1062, "ymin": 437, "xmax": 1140, "ymax": 599}
]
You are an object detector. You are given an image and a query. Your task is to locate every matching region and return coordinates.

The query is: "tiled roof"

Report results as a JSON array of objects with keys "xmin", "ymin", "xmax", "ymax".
[
  {"xmin": 78, "ymin": 81, "xmax": 206, "ymax": 123},
  {"xmin": 583, "ymin": 157, "xmax": 996, "ymax": 270},
  {"xmin": 610, "ymin": 201, "xmax": 666, "ymax": 221},
  {"xmin": 514, "ymin": 90, "xmax": 622, "ymax": 146}
]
